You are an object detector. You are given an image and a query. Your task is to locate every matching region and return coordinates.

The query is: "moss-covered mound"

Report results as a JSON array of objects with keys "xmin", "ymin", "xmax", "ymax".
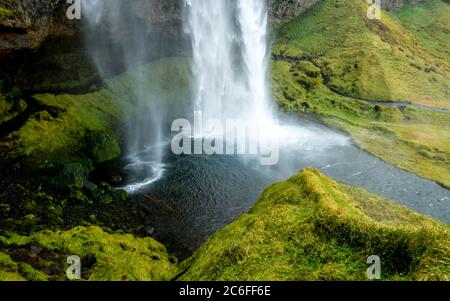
[
  {"xmin": 271, "ymin": 0, "xmax": 450, "ymax": 188},
  {"xmin": 180, "ymin": 169, "xmax": 450, "ymax": 281},
  {"xmin": 0, "ymin": 226, "xmax": 178, "ymax": 281}
]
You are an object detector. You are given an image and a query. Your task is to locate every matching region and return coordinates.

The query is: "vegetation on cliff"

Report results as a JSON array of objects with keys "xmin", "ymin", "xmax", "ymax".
[
  {"xmin": 179, "ymin": 169, "xmax": 449, "ymax": 281},
  {"xmin": 271, "ymin": 0, "xmax": 450, "ymax": 188}
]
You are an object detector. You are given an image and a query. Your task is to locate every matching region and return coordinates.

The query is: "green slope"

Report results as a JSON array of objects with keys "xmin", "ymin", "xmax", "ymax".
[
  {"xmin": 273, "ymin": 0, "xmax": 450, "ymax": 107},
  {"xmin": 180, "ymin": 169, "xmax": 450, "ymax": 281}
]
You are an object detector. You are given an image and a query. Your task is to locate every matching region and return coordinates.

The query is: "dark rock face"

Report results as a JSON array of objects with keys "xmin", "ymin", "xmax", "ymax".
[
  {"xmin": 0, "ymin": 0, "xmax": 75, "ymax": 57},
  {"xmin": 0, "ymin": 0, "xmax": 184, "ymax": 92},
  {"xmin": 381, "ymin": 0, "xmax": 427, "ymax": 12},
  {"xmin": 0, "ymin": 0, "xmax": 182, "ymax": 59},
  {"xmin": 267, "ymin": 0, "xmax": 429, "ymax": 25},
  {"xmin": 268, "ymin": 0, "xmax": 321, "ymax": 25}
]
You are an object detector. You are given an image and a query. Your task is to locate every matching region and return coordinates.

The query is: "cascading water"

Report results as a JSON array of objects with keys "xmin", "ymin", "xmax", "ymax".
[
  {"xmin": 184, "ymin": 0, "xmax": 272, "ymax": 128},
  {"xmin": 83, "ymin": 0, "xmax": 165, "ymax": 193},
  {"xmin": 237, "ymin": 0, "xmax": 272, "ymax": 126},
  {"xmin": 184, "ymin": 0, "xmax": 348, "ymax": 157}
]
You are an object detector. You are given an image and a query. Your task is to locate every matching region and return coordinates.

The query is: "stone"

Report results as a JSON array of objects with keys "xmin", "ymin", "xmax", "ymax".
[
  {"xmin": 45, "ymin": 162, "xmax": 91, "ymax": 191},
  {"xmin": 30, "ymin": 246, "xmax": 42, "ymax": 255},
  {"xmin": 84, "ymin": 180, "xmax": 98, "ymax": 192},
  {"xmin": 111, "ymin": 175, "xmax": 123, "ymax": 184},
  {"xmin": 112, "ymin": 189, "xmax": 129, "ymax": 202},
  {"xmin": 144, "ymin": 226, "xmax": 155, "ymax": 236}
]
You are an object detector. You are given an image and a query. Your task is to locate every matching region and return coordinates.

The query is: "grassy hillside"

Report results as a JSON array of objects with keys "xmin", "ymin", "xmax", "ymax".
[
  {"xmin": 271, "ymin": 0, "xmax": 450, "ymax": 188},
  {"xmin": 0, "ymin": 226, "xmax": 178, "ymax": 281},
  {"xmin": 273, "ymin": 0, "xmax": 449, "ymax": 106},
  {"xmin": 180, "ymin": 169, "xmax": 450, "ymax": 281}
]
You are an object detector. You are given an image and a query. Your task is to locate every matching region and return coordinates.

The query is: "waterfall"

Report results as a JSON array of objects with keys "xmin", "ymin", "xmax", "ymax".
[
  {"xmin": 184, "ymin": 0, "xmax": 348, "ymax": 158},
  {"xmin": 237, "ymin": 0, "xmax": 272, "ymax": 126},
  {"xmin": 83, "ymin": 0, "xmax": 165, "ymax": 193},
  {"xmin": 184, "ymin": 0, "xmax": 273, "ymax": 130}
]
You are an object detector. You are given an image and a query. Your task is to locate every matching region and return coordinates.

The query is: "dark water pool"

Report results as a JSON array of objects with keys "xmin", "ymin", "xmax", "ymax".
[{"xmin": 118, "ymin": 116, "xmax": 450, "ymax": 257}]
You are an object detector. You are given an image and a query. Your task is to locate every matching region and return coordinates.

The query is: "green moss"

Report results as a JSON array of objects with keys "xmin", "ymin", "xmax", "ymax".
[
  {"xmin": 0, "ymin": 96, "xmax": 27, "ymax": 125},
  {"xmin": 180, "ymin": 169, "xmax": 449, "ymax": 281},
  {"xmin": 18, "ymin": 262, "xmax": 48, "ymax": 281},
  {"xmin": 84, "ymin": 131, "xmax": 121, "ymax": 163},
  {"xmin": 0, "ymin": 226, "xmax": 178, "ymax": 281},
  {"xmin": 0, "ymin": 252, "xmax": 25, "ymax": 281}
]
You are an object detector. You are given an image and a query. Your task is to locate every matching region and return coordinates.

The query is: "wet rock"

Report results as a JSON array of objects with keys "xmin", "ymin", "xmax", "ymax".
[
  {"xmin": 144, "ymin": 226, "xmax": 155, "ymax": 236},
  {"xmin": 0, "ymin": 0, "xmax": 76, "ymax": 58},
  {"xmin": 268, "ymin": 0, "xmax": 321, "ymax": 26},
  {"xmin": 112, "ymin": 189, "xmax": 129, "ymax": 202},
  {"xmin": 84, "ymin": 180, "xmax": 98, "ymax": 192},
  {"xmin": 97, "ymin": 193, "xmax": 113, "ymax": 205},
  {"xmin": 110, "ymin": 175, "xmax": 122, "ymax": 185},
  {"xmin": 47, "ymin": 162, "xmax": 90, "ymax": 191},
  {"xmin": 30, "ymin": 245, "xmax": 42, "ymax": 255}
]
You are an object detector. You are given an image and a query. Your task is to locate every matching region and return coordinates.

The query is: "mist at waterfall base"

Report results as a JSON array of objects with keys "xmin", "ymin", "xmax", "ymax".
[
  {"xmin": 84, "ymin": 1, "xmax": 450, "ymax": 258},
  {"xmin": 83, "ymin": 0, "xmax": 168, "ymax": 192}
]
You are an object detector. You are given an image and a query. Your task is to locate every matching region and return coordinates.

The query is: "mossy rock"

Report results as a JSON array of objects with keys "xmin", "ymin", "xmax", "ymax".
[
  {"xmin": 0, "ymin": 226, "xmax": 178, "ymax": 281},
  {"xmin": 84, "ymin": 131, "xmax": 121, "ymax": 163},
  {"xmin": 45, "ymin": 162, "xmax": 91, "ymax": 191},
  {"xmin": 0, "ymin": 253, "xmax": 25, "ymax": 281}
]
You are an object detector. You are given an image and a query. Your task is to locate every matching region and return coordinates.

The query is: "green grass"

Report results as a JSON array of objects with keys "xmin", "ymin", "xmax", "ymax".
[
  {"xmin": 271, "ymin": 0, "xmax": 450, "ymax": 188},
  {"xmin": 0, "ymin": 226, "xmax": 178, "ymax": 281},
  {"xmin": 180, "ymin": 169, "xmax": 450, "ymax": 281},
  {"xmin": 273, "ymin": 0, "xmax": 450, "ymax": 107}
]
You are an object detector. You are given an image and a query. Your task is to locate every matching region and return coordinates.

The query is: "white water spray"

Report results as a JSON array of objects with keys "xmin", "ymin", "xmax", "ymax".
[{"xmin": 83, "ymin": 0, "xmax": 165, "ymax": 193}]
